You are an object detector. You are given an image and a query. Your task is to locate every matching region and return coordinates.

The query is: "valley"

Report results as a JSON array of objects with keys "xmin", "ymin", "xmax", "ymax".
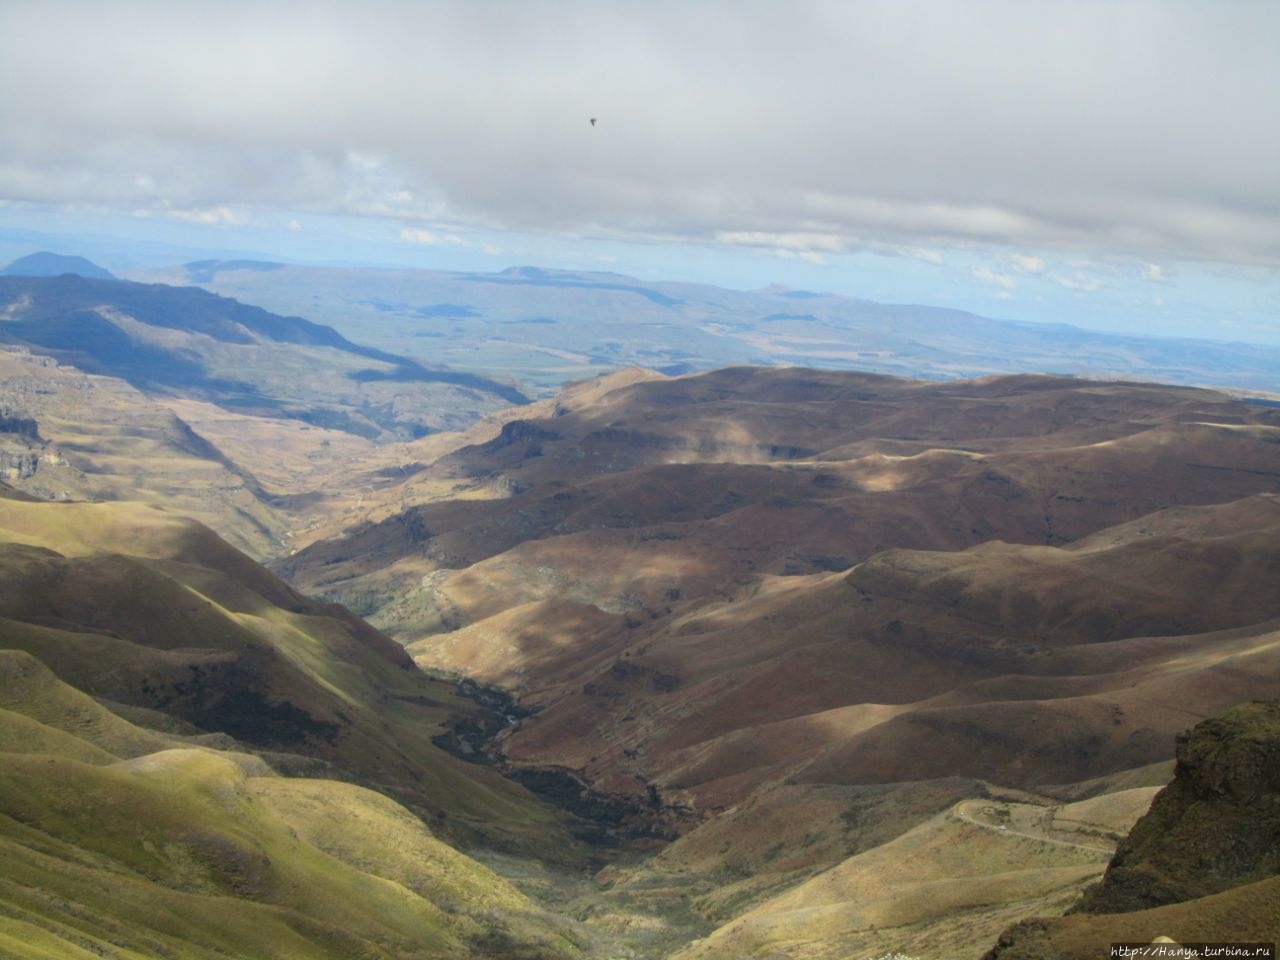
[{"xmin": 0, "ymin": 254, "xmax": 1277, "ymax": 959}]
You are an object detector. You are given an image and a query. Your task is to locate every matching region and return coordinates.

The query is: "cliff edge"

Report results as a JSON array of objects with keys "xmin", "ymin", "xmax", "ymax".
[{"xmin": 985, "ymin": 700, "xmax": 1280, "ymax": 959}]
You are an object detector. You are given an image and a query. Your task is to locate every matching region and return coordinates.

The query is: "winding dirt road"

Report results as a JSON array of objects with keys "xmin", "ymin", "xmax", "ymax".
[{"xmin": 954, "ymin": 801, "xmax": 1116, "ymax": 854}]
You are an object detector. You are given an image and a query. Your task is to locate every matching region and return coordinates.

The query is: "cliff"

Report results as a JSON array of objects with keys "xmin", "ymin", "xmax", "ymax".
[{"xmin": 984, "ymin": 700, "xmax": 1280, "ymax": 958}]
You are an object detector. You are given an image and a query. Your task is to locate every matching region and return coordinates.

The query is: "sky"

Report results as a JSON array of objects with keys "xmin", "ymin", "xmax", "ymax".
[{"xmin": 1, "ymin": 0, "xmax": 1278, "ymax": 345}]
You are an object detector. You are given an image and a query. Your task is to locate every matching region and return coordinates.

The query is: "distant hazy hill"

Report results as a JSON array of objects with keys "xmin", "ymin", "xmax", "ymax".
[
  {"xmin": 135, "ymin": 260, "xmax": 1280, "ymax": 395},
  {"xmin": 0, "ymin": 273, "xmax": 527, "ymax": 439},
  {"xmin": 1, "ymin": 250, "xmax": 116, "ymax": 280}
]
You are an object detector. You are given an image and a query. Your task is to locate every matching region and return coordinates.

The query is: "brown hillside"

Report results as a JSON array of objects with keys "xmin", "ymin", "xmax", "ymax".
[
  {"xmin": 490, "ymin": 496, "xmax": 1280, "ymax": 810},
  {"xmin": 273, "ymin": 370, "xmax": 1280, "ymax": 821},
  {"xmin": 281, "ymin": 370, "xmax": 1280, "ymax": 642}
]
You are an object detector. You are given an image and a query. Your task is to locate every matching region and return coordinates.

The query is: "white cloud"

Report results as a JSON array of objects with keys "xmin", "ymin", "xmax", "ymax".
[
  {"xmin": 1143, "ymin": 262, "xmax": 1169, "ymax": 283},
  {"xmin": 400, "ymin": 227, "xmax": 469, "ymax": 247},
  {"xmin": 775, "ymin": 248, "xmax": 828, "ymax": 266},
  {"xmin": 288, "ymin": 218, "xmax": 302, "ymax": 231},
  {"xmin": 1008, "ymin": 253, "xmax": 1046, "ymax": 274},
  {"xmin": 401, "ymin": 228, "xmax": 440, "ymax": 245},
  {"xmin": 1, "ymin": 2, "xmax": 1277, "ymax": 267},
  {"xmin": 1053, "ymin": 274, "xmax": 1102, "ymax": 292},
  {"xmin": 875, "ymin": 244, "xmax": 944, "ymax": 265},
  {"xmin": 169, "ymin": 206, "xmax": 248, "ymax": 225},
  {"xmin": 973, "ymin": 265, "xmax": 1017, "ymax": 289},
  {"xmin": 717, "ymin": 231, "xmax": 848, "ymax": 254}
]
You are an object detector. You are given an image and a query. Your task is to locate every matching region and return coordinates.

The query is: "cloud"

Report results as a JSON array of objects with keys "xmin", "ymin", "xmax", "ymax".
[
  {"xmin": 400, "ymin": 228, "xmax": 441, "ymax": 245},
  {"xmin": 876, "ymin": 244, "xmax": 944, "ymax": 265},
  {"xmin": 400, "ymin": 228, "xmax": 468, "ymax": 247},
  {"xmin": 717, "ymin": 230, "xmax": 846, "ymax": 266},
  {"xmin": 1, "ymin": 1, "xmax": 1277, "ymax": 267},
  {"xmin": 1008, "ymin": 254, "xmax": 1046, "ymax": 274},
  {"xmin": 1053, "ymin": 273, "xmax": 1102, "ymax": 292},
  {"xmin": 973, "ymin": 265, "xmax": 1017, "ymax": 289},
  {"xmin": 715, "ymin": 231, "xmax": 942, "ymax": 267},
  {"xmin": 169, "ymin": 206, "xmax": 248, "ymax": 225},
  {"xmin": 716, "ymin": 231, "xmax": 848, "ymax": 254},
  {"xmin": 775, "ymin": 248, "xmax": 828, "ymax": 266}
]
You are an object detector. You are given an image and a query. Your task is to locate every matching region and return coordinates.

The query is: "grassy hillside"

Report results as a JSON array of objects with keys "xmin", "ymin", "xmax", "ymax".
[
  {"xmin": 0, "ymin": 489, "xmax": 577, "ymax": 857},
  {"xmin": 0, "ymin": 653, "xmax": 578, "ymax": 960}
]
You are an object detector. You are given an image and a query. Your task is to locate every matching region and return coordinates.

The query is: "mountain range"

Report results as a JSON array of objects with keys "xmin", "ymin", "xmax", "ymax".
[
  {"xmin": 136, "ymin": 259, "xmax": 1280, "ymax": 396},
  {"xmin": 0, "ymin": 249, "xmax": 1277, "ymax": 959},
  {"xmin": 0, "ymin": 269, "xmax": 526, "ymax": 439}
]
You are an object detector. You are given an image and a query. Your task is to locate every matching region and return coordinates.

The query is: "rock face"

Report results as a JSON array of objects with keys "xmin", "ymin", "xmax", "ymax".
[
  {"xmin": 1074, "ymin": 699, "xmax": 1280, "ymax": 913},
  {"xmin": 0, "ymin": 409, "xmax": 47, "ymax": 480},
  {"xmin": 983, "ymin": 701, "xmax": 1280, "ymax": 959}
]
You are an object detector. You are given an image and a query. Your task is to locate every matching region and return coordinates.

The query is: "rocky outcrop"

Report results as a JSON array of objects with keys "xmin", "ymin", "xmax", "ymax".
[
  {"xmin": 0, "ymin": 411, "xmax": 40, "ymax": 439},
  {"xmin": 983, "ymin": 701, "xmax": 1280, "ymax": 958},
  {"xmin": 0, "ymin": 409, "xmax": 49, "ymax": 480},
  {"xmin": 1074, "ymin": 699, "xmax": 1280, "ymax": 913}
]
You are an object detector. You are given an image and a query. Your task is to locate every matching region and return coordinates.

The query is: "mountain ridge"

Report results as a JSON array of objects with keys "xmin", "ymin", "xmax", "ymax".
[
  {"xmin": 136, "ymin": 259, "xmax": 1280, "ymax": 395},
  {"xmin": 1, "ymin": 250, "xmax": 117, "ymax": 281},
  {"xmin": 0, "ymin": 273, "xmax": 528, "ymax": 437}
]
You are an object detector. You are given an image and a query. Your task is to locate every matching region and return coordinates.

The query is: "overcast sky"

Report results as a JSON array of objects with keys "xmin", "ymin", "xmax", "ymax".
[{"xmin": 1, "ymin": 0, "xmax": 1278, "ymax": 344}]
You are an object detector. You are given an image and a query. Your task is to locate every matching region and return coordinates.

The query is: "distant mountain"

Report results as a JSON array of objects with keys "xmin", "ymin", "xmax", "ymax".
[
  {"xmin": 134, "ymin": 260, "xmax": 1280, "ymax": 395},
  {"xmin": 0, "ymin": 273, "xmax": 527, "ymax": 439},
  {"xmin": 2, "ymin": 250, "xmax": 116, "ymax": 280}
]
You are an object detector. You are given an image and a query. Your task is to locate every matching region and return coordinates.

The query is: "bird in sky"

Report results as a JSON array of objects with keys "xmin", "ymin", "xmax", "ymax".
[{"xmin": 590, "ymin": 117, "xmax": 597, "ymax": 127}]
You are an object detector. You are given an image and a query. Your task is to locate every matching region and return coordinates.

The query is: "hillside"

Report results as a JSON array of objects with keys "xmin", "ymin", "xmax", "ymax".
[
  {"xmin": 0, "ymin": 345, "xmax": 296, "ymax": 558},
  {"xmin": 0, "ymin": 272, "xmax": 526, "ymax": 441},
  {"xmin": 270, "ymin": 366, "xmax": 1280, "ymax": 958},
  {"xmin": 0, "ymin": 480, "xmax": 615, "ymax": 957},
  {"xmin": 0, "ymin": 270, "xmax": 538, "ymax": 559},
  {"xmin": 0, "ymin": 486, "xmax": 577, "ymax": 855},
  {"xmin": 3, "ymin": 359, "xmax": 1279, "ymax": 959},
  {"xmin": 0, "ymin": 664, "xmax": 579, "ymax": 960}
]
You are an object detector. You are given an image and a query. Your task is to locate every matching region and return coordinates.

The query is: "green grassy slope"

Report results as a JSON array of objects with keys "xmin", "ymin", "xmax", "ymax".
[
  {"xmin": 0, "ymin": 492, "xmax": 577, "ymax": 856},
  {"xmin": 0, "ymin": 656, "xmax": 578, "ymax": 959}
]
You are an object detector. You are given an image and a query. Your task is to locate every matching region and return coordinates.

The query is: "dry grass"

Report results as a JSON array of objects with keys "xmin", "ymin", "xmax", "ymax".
[
  {"xmin": 668, "ymin": 791, "xmax": 1143, "ymax": 960},
  {"xmin": 0, "ymin": 652, "xmax": 580, "ymax": 960}
]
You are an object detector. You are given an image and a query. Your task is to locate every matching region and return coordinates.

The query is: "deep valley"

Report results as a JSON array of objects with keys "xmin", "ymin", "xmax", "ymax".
[{"xmin": 1, "ymin": 253, "xmax": 1278, "ymax": 959}]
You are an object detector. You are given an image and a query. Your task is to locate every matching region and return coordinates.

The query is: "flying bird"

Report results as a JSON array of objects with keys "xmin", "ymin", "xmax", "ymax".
[{"xmin": 590, "ymin": 117, "xmax": 597, "ymax": 127}]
